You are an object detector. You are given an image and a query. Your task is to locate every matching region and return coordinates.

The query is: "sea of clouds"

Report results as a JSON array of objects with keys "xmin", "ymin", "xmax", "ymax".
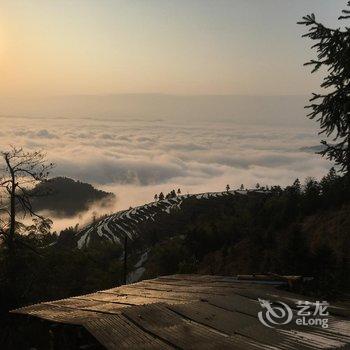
[{"xmin": 0, "ymin": 116, "xmax": 331, "ymax": 231}]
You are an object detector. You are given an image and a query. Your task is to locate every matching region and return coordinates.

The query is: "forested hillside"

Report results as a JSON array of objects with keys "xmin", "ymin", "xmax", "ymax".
[
  {"xmin": 142, "ymin": 172, "xmax": 350, "ymax": 297},
  {"xmin": 30, "ymin": 177, "xmax": 115, "ymax": 217},
  {"xmin": 1, "ymin": 171, "xmax": 349, "ymax": 348},
  {"xmin": 111, "ymin": 171, "xmax": 346, "ymax": 295}
]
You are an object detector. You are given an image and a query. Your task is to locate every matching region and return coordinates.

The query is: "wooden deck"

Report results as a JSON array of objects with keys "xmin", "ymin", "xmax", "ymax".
[{"xmin": 12, "ymin": 274, "xmax": 350, "ymax": 349}]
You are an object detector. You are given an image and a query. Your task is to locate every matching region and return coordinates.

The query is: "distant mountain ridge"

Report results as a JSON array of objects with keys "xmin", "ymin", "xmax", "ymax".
[
  {"xmin": 31, "ymin": 177, "xmax": 115, "ymax": 217},
  {"xmin": 0, "ymin": 94, "xmax": 310, "ymax": 126}
]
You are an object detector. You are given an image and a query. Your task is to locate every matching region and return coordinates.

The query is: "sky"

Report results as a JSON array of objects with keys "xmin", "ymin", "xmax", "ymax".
[
  {"xmin": 0, "ymin": 0, "xmax": 346, "ymax": 97},
  {"xmin": 0, "ymin": 1, "xmax": 346, "ymax": 230}
]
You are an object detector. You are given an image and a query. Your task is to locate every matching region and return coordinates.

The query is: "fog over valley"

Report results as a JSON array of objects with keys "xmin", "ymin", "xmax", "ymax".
[{"xmin": 0, "ymin": 108, "xmax": 330, "ymax": 231}]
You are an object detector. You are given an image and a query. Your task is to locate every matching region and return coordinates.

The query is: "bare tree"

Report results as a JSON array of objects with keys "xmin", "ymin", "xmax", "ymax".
[{"xmin": 0, "ymin": 147, "xmax": 54, "ymax": 252}]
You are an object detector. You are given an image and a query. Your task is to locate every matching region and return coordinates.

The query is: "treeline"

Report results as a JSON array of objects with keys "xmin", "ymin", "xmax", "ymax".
[
  {"xmin": 154, "ymin": 188, "xmax": 182, "ymax": 201},
  {"xmin": 143, "ymin": 169, "xmax": 350, "ymax": 297}
]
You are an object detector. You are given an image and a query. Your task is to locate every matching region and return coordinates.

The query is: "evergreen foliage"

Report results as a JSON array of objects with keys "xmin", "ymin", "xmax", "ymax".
[
  {"xmin": 299, "ymin": 2, "xmax": 350, "ymax": 172},
  {"xmin": 143, "ymin": 170, "xmax": 350, "ymax": 297}
]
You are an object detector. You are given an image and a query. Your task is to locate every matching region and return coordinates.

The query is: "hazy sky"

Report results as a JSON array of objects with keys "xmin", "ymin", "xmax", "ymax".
[{"xmin": 0, "ymin": 0, "xmax": 346, "ymax": 97}]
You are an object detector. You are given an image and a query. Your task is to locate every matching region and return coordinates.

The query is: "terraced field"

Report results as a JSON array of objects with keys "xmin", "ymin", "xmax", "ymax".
[{"xmin": 76, "ymin": 189, "xmax": 265, "ymax": 249}]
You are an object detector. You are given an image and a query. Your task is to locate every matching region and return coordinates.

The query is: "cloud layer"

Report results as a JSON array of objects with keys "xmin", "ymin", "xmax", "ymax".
[{"xmin": 0, "ymin": 116, "xmax": 331, "ymax": 230}]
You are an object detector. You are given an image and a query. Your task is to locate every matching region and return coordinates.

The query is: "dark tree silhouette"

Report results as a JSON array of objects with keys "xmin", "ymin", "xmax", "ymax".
[
  {"xmin": 291, "ymin": 178, "xmax": 301, "ymax": 195},
  {"xmin": 299, "ymin": 2, "xmax": 350, "ymax": 172},
  {"xmin": 0, "ymin": 147, "xmax": 54, "ymax": 252}
]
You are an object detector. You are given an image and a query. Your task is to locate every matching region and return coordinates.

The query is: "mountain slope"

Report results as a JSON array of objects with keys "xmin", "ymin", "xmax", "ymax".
[
  {"xmin": 31, "ymin": 177, "xmax": 115, "ymax": 217},
  {"xmin": 75, "ymin": 189, "xmax": 267, "ymax": 249}
]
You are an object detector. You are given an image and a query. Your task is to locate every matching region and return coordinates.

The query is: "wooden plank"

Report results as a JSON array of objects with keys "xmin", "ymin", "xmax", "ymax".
[
  {"xmin": 103, "ymin": 286, "xmax": 227, "ymax": 304},
  {"xmin": 156, "ymin": 274, "xmax": 281, "ymax": 286},
  {"xmin": 167, "ymin": 301, "xmax": 346, "ymax": 350},
  {"xmin": 48, "ymin": 298, "xmax": 130, "ymax": 315},
  {"xmin": 13, "ymin": 303, "xmax": 101, "ymax": 324},
  {"xmin": 121, "ymin": 303, "xmax": 248, "ymax": 349},
  {"xmin": 73, "ymin": 294, "xmax": 136, "ymax": 306},
  {"xmin": 205, "ymin": 294, "xmax": 262, "ymax": 317},
  {"xmin": 168, "ymin": 301, "xmax": 256, "ymax": 333},
  {"xmin": 84, "ymin": 314, "xmax": 173, "ymax": 350},
  {"xmin": 145, "ymin": 279, "xmax": 251, "ymax": 291},
  {"xmin": 241, "ymin": 322, "xmax": 341, "ymax": 350},
  {"xmin": 143, "ymin": 276, "xmax": 263, "ymax": 290},
  {"xmin": 74, "ymin": 293, "xmax": 156, "ymax": 305},
  {"xmin": 102, "ymin": 276, "xmax": 242, "ymax": 294},
  {"xmin": 168, "ymin": 296, "xmax": 350, "ymax": 349},
  {"xmin": 97, "ymin": 291, "xmax": 190, "ymax": 304},
  {"xmin": 321, "ymin": 317, "xmax": 350, "ymax": 340},
  {"xmin": 51, "ymin": 298, "xmax": 112, "ymax": 309},
  {"xmin": 125, "ymin": 283, "xmax": 231, "ymax": 296},
  {"xmin": 138, "ymin": 280, "xmax": 249, "ymax": 293},
  {"xmin": 157, "ymin": 274, "xmax": 239, "ymax": 284},
  {"xmin": 168, "ymin": 301, "xmax": 303, "ymax": 350}
]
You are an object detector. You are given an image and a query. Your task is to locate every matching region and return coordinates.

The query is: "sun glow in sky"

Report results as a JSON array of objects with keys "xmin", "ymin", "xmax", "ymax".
[
  {"xmin": 0, "ymin": 0, "xmax": 346, "ymax": 97},
  {"xmin": 0, "ymin": 1, "xmax": 344, "ymax": 229}
]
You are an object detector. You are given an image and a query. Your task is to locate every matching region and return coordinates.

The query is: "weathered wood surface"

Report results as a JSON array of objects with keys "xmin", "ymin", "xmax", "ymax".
[{"xmin": 12, "ymin": 274, "xmax": 350, "ymax": 349}]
